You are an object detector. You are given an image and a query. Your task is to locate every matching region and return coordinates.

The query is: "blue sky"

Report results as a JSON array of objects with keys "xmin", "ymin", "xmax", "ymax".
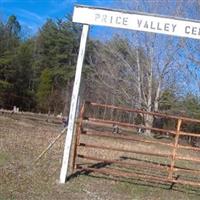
[{"xmin": 0, "ymin": 0, "xmax": 117, "ymax": 36}]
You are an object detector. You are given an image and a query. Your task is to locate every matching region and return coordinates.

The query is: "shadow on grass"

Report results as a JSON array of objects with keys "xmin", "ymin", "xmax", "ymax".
[
  {"xmin": 66, "ymin": 159, "xmax": 113, "ymax": 181},
  {"xmin": 121, "ymin": 156, "xmax": 200, "ymax": 187},
  {"xmin": 68, "ymin": 158, "xmax": 200, "ymax": 197},
  {"xmin": 81, "ymin": 172, "xmax": 200, "ymax": 196}
]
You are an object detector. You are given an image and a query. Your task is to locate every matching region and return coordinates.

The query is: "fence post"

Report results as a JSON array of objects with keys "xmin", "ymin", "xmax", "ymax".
[{"xmin": 168, "ymin": 118, "xmax": 182, "ymax": 179}]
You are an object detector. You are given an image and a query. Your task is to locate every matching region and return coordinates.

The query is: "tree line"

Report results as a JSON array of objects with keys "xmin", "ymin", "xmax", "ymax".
[
  {"xmin": 0, "ymin": 14, "xmax": 200, "ymax": 124},
  {"xmin": 0, "ymin": 15, "xmax": 82, "ymax": 114}
]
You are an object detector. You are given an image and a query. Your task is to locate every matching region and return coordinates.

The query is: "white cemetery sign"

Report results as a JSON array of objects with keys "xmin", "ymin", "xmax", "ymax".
[
  {"xmin": 73, "ymin": 5, "xmax": 200, "ymax": 40},
  {"xmin": 60, "ymin": 5, "xmax": 200, "ymax": 183}
]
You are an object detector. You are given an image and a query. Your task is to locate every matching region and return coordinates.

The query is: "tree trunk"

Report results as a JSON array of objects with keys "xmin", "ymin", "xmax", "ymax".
[
  {"xmin": 136, "ymin": 48, "xmax": 142, "ymax": 109},
  {"xmin": 154, "ymin": 81, "xmax": 161, "ymax": 112},
  {"xmin": 144, "ymin": 114, "xmax": 154, "ymax": 137},
  {"xmin": 63, "ymin": 81, "xmax": 71, "ymax": 116},
  {"xmin": 143, "ymin": 48, "xmax": 153, "ymax": 136}
]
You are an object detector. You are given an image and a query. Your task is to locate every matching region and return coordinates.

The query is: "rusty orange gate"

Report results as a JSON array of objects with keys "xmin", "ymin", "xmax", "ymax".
[{"xmin": 72, "ymin": 102, "xmax": 200, "ymax": 187}]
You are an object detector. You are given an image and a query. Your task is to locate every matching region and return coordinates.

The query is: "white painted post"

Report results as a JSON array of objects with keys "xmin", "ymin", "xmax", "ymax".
[{"xmin": 59, "ymin": 24, "xmax": 89, "ymax": 183}]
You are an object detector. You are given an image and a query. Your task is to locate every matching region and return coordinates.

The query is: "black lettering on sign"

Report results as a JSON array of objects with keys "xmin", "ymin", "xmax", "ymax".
[
  {"xmin": 164, "ymin": 23, "xmax": 170, "ymax": 32},
  {"xmin": 185, "ymin": 26, "xmax": 190, "ymax": 34},
  {"xmin": 144, "ymin": 21, "xmax": 148, "ymax": 28},
  {"xmin": 172, "ymin": 24, "xmax": 177, "ymax": 32},
  {"xmin": 123, "ymin": 17, "xmax": 128, "ymax": 25},
  {"xmin": 110, "ymin": 16, "xmax": 113, "ymax": 24},
  {"xmin": 95, "ymin": 14, "xmax": 100, "ymax": 21},
  {"xmin": 157, "ymin": 22, "xmax": 162, "ymax": 31},
  {"xmin": 116, "ymin": 16, "xmax": 121, "ymax": 24},
  {"xmin": 94, "ymin": 13, "xmax": 128, "ymax": 26},
  {"xmin": 137, "ymin": 19, "xmax": 142, "ymax": 28},
  {"xmin": 192, "ymin": 27, "xmax": 197, "ymax": 35},
  {"xmin": 185, "ymin": 26, "xmax": 200, "ymax": 36},
  {"xmin": 102, "ymin": 15, "xmax": 107, "ymax": 23},
  {"xmin": 150, "ymin": 21, "xmax": 155, "ymax": 30}
]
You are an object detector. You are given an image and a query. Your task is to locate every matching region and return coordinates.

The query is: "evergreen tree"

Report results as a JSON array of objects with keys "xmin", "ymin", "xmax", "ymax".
[
  {"xmin": 0, "ymin": 15, "xmax": 21, "ymax": 108},
  {"xmin": 35, "ymin": 18, "xmax": 82, "ymax": 113}
]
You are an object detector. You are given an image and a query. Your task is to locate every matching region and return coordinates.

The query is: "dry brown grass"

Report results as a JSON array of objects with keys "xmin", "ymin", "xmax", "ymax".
[{"xmin": 0, "ymin": 114, "xmax": 200, "ymax": 200}]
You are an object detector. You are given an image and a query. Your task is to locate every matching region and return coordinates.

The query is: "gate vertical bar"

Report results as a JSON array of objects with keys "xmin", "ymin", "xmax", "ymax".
[
  {"xmin": 72, "ymin": 103, "xmax": 85, "ymax": 171},
  {"xmin": 59, "ymin": 24, "xmax": 89, "ymax": 184},
  {"xmin": 168, "ymin": 118, "xmax": 182, "ymax": 179}
]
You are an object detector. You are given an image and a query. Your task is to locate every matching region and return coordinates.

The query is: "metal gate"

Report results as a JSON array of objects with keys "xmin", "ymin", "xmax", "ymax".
[{"xmin": 72, "ymin": 102, "xmax": 200, "ymax": 187}]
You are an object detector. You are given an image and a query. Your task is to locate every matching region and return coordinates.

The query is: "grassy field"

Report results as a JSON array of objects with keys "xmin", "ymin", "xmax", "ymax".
[{"xmin": 0, "ymin": 113, "xmax": 200, "ymax": 200}]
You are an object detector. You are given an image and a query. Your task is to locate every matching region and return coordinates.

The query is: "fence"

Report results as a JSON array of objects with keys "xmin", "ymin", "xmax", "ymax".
[{"xmin": 72, "ymin": 101, "xmax": 200, "ymax": 187}]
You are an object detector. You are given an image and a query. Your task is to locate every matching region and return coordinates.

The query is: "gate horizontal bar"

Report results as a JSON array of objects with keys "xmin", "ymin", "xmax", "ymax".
[
  {"xmin": 77, "ymin": 154, "xmax": 169, "ymax": 171},
  {"xmin": 77, "ymin": 166, "xmax": 200, "ymax": 187},
  {"xmin": 79, "ymin": 143, "xmax": 171, "ymax": 158},
  {"xmin": 84, "ymin": 130, "xmax": 173, "ymax": 147},
  {"xmin": 89, "ymin": 102, "xmax": 200, "ymax": 123},
  {"xmin": 88, "ymin": 118, "xmax": 176, "ymax": 136},
  {"xmin": 84, "ymin": 129, "xmax": 200, "ymax": 152},
  {"xmin": 176, "ymin": 156, "xmax": 200, "ymax": 163}
]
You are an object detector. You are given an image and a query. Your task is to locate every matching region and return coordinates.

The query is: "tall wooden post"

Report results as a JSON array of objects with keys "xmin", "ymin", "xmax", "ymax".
[{"xmin": 59, "ymin": 24, "xmax": 89, "ymax": 184}]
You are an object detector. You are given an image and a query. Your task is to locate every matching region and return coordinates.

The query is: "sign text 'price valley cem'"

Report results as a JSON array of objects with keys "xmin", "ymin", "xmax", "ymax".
[{"xmin": 73, "ymin": 5, "xmax": 200, "ymax": 40}]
